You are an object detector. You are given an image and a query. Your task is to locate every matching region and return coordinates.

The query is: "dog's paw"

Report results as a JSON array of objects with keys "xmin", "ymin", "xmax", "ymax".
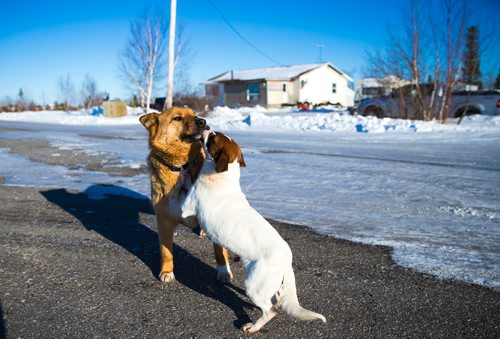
[
  {"xmin": 216, "ymin": 265, "xmax": 233, "ymax": 283},
  {"xmin": 241, "ymin": 322, "xmax": 258, "ymax": 333},
  {"xmin": 191, "ymin": 225, "xmax": 207, "ymax": 238},
  {"xmin": 199, "ymin": 228, "xmax": 207, "ymax": 238},
  {"xmin": 159, "ymin": 271, "xmax": 175, "ymax": 283}
]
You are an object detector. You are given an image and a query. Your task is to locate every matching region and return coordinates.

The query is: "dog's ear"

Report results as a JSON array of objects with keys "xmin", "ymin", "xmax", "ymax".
[
  {"xmin": 238, "ymin": 151, "xmax": 246, "ymax": 168},
  {"xmin": 139, "ymin": 113, "xmax": 158, "ymax": 131},
  {"xmin": 214, "ymin": 150, "xmax": 230, "ymax": 173}
]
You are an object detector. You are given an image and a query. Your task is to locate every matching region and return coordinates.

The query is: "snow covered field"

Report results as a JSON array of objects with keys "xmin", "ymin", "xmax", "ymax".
[{"xmin": 1, "ymin": 107, "xmax": 499, "ymax": 291}]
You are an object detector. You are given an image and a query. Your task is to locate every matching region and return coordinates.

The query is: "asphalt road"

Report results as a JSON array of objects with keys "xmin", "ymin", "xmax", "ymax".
[{"xmin": 0, "ymin": 135, "xmax": 499, "ymax": 337}]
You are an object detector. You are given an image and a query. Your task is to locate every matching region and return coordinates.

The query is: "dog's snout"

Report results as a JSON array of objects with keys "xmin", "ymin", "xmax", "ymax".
[{"xmin": 196, "ymin": 118, "xmax": 206, "ymax": 128}]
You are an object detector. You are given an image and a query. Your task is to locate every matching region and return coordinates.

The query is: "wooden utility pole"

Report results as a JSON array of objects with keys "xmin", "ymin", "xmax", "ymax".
[{"xmin": 165, "ymin": 0, "xmax": 177, "ymax": 110}]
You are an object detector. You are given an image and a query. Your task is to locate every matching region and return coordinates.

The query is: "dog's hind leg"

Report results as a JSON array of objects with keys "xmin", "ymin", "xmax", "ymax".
[
  {"xmin": 241, "ymin": 261, "xmax": 283, "ymax": 332},
  {"xmin": 241, "ymin": 306, "xmax": 277, "ymax": 333}
]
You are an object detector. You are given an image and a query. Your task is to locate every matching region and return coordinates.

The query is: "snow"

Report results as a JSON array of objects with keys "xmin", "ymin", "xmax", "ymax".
[
  {"xmin": 209, "ymin": 63, "xmax": 334, "ymax": 82},
  {"xmin": 0, "ymin": 108, "xmax": 144, "ymax": 125},
  {"xmin": 208, "ymin": 62, "xmax": 353, "ymax": 82},
  {"xmin": 1, "ymin": 106, "xmax": 499, "ymax": 291},
  {"xmin": 208, "ymin": 105, "xmax": 500, "ymax": 133}
]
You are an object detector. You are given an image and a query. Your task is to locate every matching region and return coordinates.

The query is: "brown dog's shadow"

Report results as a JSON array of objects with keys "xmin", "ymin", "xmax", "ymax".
[{"xmin": 41, "ymin": 184, "xmax": 253, "ymax": 327}]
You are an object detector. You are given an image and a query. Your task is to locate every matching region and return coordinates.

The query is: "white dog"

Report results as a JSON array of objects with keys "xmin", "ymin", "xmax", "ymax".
[{"xmin": 181, "ymin": 129, "xmax": 326, "ymax": 333}]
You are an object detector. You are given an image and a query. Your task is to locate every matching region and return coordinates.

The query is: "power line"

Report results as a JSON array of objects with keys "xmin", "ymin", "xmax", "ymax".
[{"xmin": 207, "ymin": 0, "xmax": 283, "ymax": 66}]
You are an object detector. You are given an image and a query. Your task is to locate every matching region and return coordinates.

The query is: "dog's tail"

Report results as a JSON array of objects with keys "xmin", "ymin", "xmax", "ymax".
[{"xmin": 279, "ymin": 266, "xmax": 326, "ymax": 323}]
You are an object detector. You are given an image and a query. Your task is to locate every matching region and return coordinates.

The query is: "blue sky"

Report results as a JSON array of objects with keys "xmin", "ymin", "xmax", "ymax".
[{"xmin": 1, "ymin": 0, "xmax": 498, "ymax": 104}]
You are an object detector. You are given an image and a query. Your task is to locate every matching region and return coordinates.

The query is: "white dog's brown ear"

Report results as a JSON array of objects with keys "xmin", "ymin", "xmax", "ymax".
[
  {"xmin": 139, "ymin": 113, "xmax": 158, "ymax": 131},
  {"xmin": 215, "ymin": 151, "xmax": 230, "ymax": 173},
  {"xmin": 238, "ymin": 152, "xmax": 246, "ymax": 168}
]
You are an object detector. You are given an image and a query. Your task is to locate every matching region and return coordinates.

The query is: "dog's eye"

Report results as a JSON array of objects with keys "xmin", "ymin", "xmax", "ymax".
[{"xmin": 173, "ymin": 116, "xmax": 183, "ymax": 122}]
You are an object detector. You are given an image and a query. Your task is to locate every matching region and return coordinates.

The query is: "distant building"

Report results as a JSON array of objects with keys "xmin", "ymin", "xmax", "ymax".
[{"xmin": 205, "ymin": 62, "xmax": 354, "ymax": 108}]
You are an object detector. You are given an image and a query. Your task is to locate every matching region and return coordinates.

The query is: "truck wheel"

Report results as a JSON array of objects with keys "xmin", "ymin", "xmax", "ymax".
[
  {"xmin": 363, "ymin": 106, "xmax": 384, "ymax": 118},
  {"xmin": 454, "ymin": 107, "xmax": 481, "ymax": 118}
]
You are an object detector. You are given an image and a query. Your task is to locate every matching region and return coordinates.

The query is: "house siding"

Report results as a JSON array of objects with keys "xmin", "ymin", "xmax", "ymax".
[
  {"xmin": 223, "ymin": 81, "xmax": 267, "ymax": 107},
  {"xmin": 205, "ymin": 83, "xmax": 224, "ymax": 107},
  {"xmin": 297, "ymin": 64, "xmax": 353, "ymax": 106},
  {"xmin": 266, "ymin": 80, "xmax": 293, "ymax": 107}
]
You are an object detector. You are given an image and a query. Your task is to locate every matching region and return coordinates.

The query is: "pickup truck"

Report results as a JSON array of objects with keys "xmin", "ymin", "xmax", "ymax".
[{"xmin": 357, "ymin": 87, "xmax": 500, "ymax": 119}]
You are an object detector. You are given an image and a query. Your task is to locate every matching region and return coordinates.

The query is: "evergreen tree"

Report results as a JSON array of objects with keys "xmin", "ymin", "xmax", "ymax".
[
  {"xmin": 17, "ymin": 88, "xmax": 26, "ymax": 111},
  {"xmin": 462, "ymin": 26, "xmax": 483, "ymax": 89},
  {"xmin": 495, "ymin": 71, "xmax": 500, "ymax": 90}
]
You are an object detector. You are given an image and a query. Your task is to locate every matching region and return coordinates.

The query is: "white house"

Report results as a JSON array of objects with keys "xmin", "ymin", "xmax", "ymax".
[{"xmin": 206, "ymin": 62, "xmax": 354, "ymax": 108}]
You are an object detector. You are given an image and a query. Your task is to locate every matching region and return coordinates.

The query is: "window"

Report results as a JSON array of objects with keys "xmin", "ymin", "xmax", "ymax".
[
  {"xmin": 247, "ymin": 83, "xmax": 260, "ymax": 101},
  {"xmin": 362, "ymin": 87, "xmax": 384, "ymax": 96},
  {"xmin": 300, "ymin": 79, "xmax": 307, "ymax": 88},
  {"xmin": 282, "ymin": 83, "xmax": 287, "ymax": 92},
  {"xmin": 332, "ymin": 83, "xmax": 337, "ymax": 93}
]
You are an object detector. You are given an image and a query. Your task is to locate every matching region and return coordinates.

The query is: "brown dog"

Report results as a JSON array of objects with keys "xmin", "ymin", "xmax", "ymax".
[{"xmin": 140, "ymin": 107, "xmax": 232, "ymax": 283}]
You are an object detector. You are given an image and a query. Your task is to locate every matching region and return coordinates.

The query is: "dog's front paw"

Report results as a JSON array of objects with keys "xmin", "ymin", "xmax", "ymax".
[
  {"xmin": 159, "ymin": 271, "xmax": 175, "ymax": 283},
  {"xmin": 216, "ymin": 264, "xmax": 233, "ymax": 283}
]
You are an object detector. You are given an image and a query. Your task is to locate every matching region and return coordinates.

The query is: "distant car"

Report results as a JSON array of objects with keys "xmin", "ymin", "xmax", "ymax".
[{"xmin": 357, "ymin": 85, "xmax": 500, "ymax": 119}]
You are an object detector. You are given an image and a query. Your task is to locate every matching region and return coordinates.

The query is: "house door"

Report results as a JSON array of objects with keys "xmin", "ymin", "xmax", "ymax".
[{"xmin": 282, "ymin": 83, "xmax": 289, "ymax": 104}]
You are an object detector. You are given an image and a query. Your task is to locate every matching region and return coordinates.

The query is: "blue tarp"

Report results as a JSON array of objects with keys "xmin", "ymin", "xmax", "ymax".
[{"xmin": 242, "ymin": 115, "xmax": 251, "ymax": 126}]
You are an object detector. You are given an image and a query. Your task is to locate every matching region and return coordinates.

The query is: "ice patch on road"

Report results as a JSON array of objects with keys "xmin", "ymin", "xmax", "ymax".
[
  {"xmin": 0, "ymin": 148, "xmax": 150, "ymax": 198},
  {"xmin": 439, "ymin": 205, "xmax": 499, "ymax": 222}
]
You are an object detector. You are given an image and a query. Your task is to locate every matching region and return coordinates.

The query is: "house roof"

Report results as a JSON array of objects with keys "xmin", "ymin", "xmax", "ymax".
[{"xmin": 208, "ymin": 62, "xmax": 353, "ymax": 83}]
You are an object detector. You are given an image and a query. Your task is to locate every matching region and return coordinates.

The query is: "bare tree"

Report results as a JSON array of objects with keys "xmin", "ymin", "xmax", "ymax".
[
  {"xmin": 365, "ymin": 1, "xmax": 425, "ymax": 120},
  {"xmin": 387, "ymin": 0, "xmax": 439, "ymax": 120},
  {"xmin": 80, "ymin": 74, "xmax": 103, "ymax": 108},
  {"xmin": 171, "ymin": 23, "xmax": 195, "ymax": 97},
  {"xmin": 433, "ymin": 0, "xmax": 468, "ymax": 122},
  {"xmin": 364, "ymin": 0, "xmax": 471, "ymax": 122},
  {"xmin": 118, "ymin": 7, "xmax": 167, "ymax": 112},
  {"xmin": 117, "ymin": 5, "xmax": 194, "ymax": 112},
  {"xmin": 57, "ymin": 75, "xmax": 76, "ymax": 110}
]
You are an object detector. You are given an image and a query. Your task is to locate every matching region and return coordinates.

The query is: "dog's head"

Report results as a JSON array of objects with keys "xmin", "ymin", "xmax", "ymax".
[
  {"xmin": 140, "ymin": 107, "xmax": 207, "ymax": 163},
  {"xmin": 203, "ymin": 130, "xmax": 246, "ymax": 173}
]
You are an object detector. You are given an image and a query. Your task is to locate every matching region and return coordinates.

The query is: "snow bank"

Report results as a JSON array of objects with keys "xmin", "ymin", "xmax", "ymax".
[
  {"xmin": 0, "ymin": 108, "xmax": 145, "ymax": 125},
  {"xmin": 1, "ymin": 106, "xmax": 499, "ymax": 133},
  {"xmin": 207, "ymin": 106, "xmax": 500, "ymax": 133}
]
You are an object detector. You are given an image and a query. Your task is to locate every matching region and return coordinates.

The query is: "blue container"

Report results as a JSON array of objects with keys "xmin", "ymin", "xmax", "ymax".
[{"xmin": 355, "ymin": 124, "xmax": 367, "ymax": 133}]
